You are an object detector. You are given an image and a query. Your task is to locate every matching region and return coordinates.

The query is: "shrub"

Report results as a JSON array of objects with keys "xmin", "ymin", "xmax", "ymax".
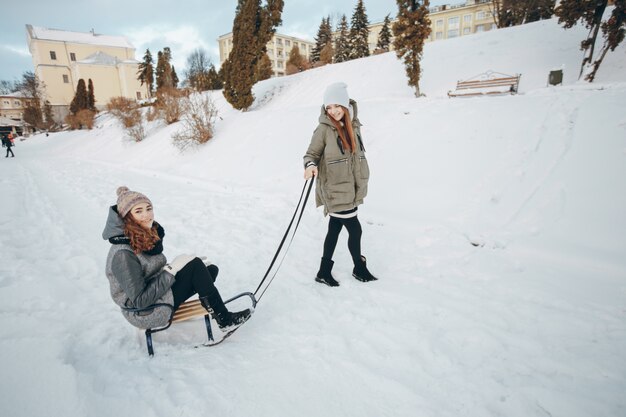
[
  {"xmin": 65, "ymin": 109, "xmax": 95, "ymax": 130},
  {"xmin": 172, "ymin": 93, "xmax": 218, "ymax": 151},
  {"xmin": 156, "ymin": 87, "xmax": 185, "ymax": 124},
  {"xmin": 107, "ymin": 97, "xmax": 141, "ymax": 128}
]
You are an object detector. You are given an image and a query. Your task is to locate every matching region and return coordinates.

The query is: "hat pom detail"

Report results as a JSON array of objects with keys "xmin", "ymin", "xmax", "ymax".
[{"xmin": 116, "ymin": 186, "xmax": 129, "ymax": 197}]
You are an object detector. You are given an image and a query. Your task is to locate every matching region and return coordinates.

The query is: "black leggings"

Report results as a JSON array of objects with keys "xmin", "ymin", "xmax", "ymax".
[
  {"xmin": 6, "ymin": 147, "xmax": 14, "ymax": 157},
  {"xmin": 322, "ymin": 215, "xmax": 362, "ymax": 262},
  {"xmin": 170, "ymin": 258, "xmax": 219, "ymax": 310}
]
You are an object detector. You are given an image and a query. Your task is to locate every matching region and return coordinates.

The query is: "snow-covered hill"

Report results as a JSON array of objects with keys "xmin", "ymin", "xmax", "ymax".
[{"xmin": 1, "ymin": 16, "xmax": 624, "ymax": 417}]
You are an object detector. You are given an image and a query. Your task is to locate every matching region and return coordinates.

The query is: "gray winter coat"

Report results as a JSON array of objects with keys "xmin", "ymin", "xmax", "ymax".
[
  {"xmin": 102, "ymin": 206, "xmax": 175, "ymax": 329},
  {"xmin": 303, "ymin": 99, "xmax": 370, "ymax": 215}
]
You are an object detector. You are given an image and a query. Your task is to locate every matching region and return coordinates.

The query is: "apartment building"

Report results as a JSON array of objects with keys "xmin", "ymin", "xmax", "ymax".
[
  {"xmin": 26, "ymin": 24, "xmax": 149, "ymax": 121},
  {"xmin": 0, "ymin": 91, "xmax": 32, "ymax": 122},
  {"xmin": 368, "ymin": 0, "xmax": 496, "ymax": 52},
  {"xmin": 218, "ymin": 32, "xmax": 315, "ymax": 77}
]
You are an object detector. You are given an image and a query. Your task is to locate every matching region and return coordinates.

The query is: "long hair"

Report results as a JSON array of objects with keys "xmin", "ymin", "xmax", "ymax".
[
  {"xmin": 123, "ymin": 213, "xmax": 160, "ymax": 254},
  {"xmin": 327, "ymin": 105, "xmax": 356, "ymax": 153}
]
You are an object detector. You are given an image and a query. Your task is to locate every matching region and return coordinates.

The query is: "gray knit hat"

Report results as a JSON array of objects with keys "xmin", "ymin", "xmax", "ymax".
[
  {"xmin": 116, "ymin": 186, "xmax": 152, "ymax": 218},
  {"xmin": 323, "ymin": 82, "xmax": 350, "ymax": 109}
]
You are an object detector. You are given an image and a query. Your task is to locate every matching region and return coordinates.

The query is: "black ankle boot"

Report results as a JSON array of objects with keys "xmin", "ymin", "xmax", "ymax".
[
  {"xmin": 315, "ymin": 257, "xmax": 339, "ymax": 287},
  {"xmin": 200, "ymin": 292, "xmax": 251, "ymax": 330},
  {"xmin": 352, "ymin": 256, "xmax": 378, "ymax": 282}
]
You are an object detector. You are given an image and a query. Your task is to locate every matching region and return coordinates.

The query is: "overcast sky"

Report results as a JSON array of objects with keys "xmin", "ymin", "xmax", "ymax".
[{"xmin": 1, "ymin": 0, "xmax": 449, "ymax": 83}]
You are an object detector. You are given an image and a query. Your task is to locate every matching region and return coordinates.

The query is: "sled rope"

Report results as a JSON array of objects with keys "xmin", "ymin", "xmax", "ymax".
[{"xmin": 254, "ymin": 178, "xmax": 314, "ymax": 302}]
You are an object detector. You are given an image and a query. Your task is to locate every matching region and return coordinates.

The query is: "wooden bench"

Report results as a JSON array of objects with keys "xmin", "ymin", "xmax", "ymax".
[
  {"xmin": 122, "ymin": 292, "xmax": 256, "ymax": 356},
  {"xmin": 448, "ymin": 71, "xmax": 521, "ymax": 98}
]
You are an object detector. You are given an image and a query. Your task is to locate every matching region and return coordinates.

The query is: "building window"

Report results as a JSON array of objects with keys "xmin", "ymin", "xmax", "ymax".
[
  {"xmin": 436, "ymin": 19, "xmax": 443, "ymax": 27},
  {"xmin": 276, "ymin": 38, "xmax": 283, "ymax": 45},
  {"xmin": 268, "ymin": 48, "xmax": 274, "ymax": 55},
  {"xmin": 14, "ymin": 100, "xmax": 20, "ymax": 105},
  {"xmin": 50, "ymin": 51, "xmax": 57, "ymax": 60},
  {"xmin": 63, "ymin": 74, "xmax": 69, "ymax": 83},
  {"xmin": 70, "ymin": 52, "xmax": 76, "ymax": 61},
  {"xmin": 435, "ymin": 31, "xmax": 443, "ymax": 40},
  {"xmin": 448, "ymin": 29, "xmax": 459, "ymax": 38},
  {"xmin": 136, "ymin": 92, "xmax": 142, "ymax": 100},
  {"xmin": 277, "ymin": 61, "xmax": 283, "ymax": 69},
  {"xmin": 476, "ymin": 11, "xmax": 485, "ymax": 20},
  {"xmin": 3, "ymin": 100, "xmax": 9, "ymax": 105},
  {"xmin": 463, "ymin": 27, "xmax": 471, "ymax": 35},
  {"xmin": 491, "ymin": 23, "xmax": 497, "ymax": 30},
  {"xmin": 476, "ymin": 25, "xmax": 485, "ymax": 32},
  {"xmin": 285, "ymin": 40, "xmax": 290, "ymax": 46},
  {"xmin": 448, "ymin": 17, "xmax": 460, "ymax": 30}
]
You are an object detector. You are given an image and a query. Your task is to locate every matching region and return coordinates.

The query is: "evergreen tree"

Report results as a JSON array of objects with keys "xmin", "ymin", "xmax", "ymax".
[
  {"xmin": 255, "ymin": 53, "xmax": 274, "ymax": 81},
  {"xmin": 207, "ymin": 64, "xmax": 223, "ymax": 90},
  {"xmin": 171, "ymin": 65, "xmax": 179, "ymax": 88},
  {"xmin": 376, "ymin": 14, "xmax": 393, "ymax": 52},
  {"xmin": 286, "ymin": 45, "xmax": 310, "ymax": 74},
  {"xmin": 393, "ymin": 0, "xmax": 432, "ymax": 97},
  {"xmin": 223, "ymin": 0, "xmax": 284, "ymax": 110},
  {"xmin": 311, "ymin": 17, "xmax": 333, "ymax": 63},
  {"xmin": 495, "ymin": 0, "xmax": 555, "ymax": 27},
  {"xmin": 556, "ymin": 0, "xmax": 625, "ymax": 81},
  {"xmin": 349, "ymin": 0, "xmax": 371, "ymax": 59},
  {"xmin": 156, "ymin": 48, "xmax": 174, "ymax": 92},
  {"xmin": 70, "ymin": 79, "xmax": 89, "ymax": 114},
  {"xmin": 334, "ymin": 15, "xmax": 351, "ymax": 63},
  {"xmin": 87, "ymin": 78, "xmax": 96, "ymax": 111},
  {"xmin": 137, "ymin": 49, "xmax": 154, "ymax": 97}
]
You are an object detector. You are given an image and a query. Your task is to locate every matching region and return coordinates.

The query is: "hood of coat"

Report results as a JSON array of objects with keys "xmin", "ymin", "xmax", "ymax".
[
  {"xmin": 318, "ymin": 99, "xmax": 360, "ymax": 128},
  {"xmin": 102, "ymin": 205, "xmax": 125, "ymax": 240}
]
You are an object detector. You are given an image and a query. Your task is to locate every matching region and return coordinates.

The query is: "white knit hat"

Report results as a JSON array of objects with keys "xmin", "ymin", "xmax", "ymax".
[{"xmin": 323, "ymin": 82, "xmax": 350, "ymax": 109}]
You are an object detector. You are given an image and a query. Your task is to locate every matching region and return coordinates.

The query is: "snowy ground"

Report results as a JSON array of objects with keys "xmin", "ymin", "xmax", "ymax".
[{"xmin": 1, "ymin": 16, "xmax": 625, "ymax": 417}]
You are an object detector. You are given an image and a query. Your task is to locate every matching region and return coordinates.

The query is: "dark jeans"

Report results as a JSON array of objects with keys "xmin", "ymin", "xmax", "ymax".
[
  {"xmin": 322, "ymin": 215, "xmax": 362, "ymax": 263},
  {"xmin": 6, "ymin": 147, "xmax": 14, "ymax": 157},
  {"xmin": 170, "ymin": 258, "xmax": 219, "ymax": 310}
]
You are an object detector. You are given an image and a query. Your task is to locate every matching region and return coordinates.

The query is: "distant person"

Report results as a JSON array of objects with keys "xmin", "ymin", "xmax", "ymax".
[
  {"xmin": 2, "ymin": 134, "xmax": 14, "ymax": 158},
  {"xmin": 303, "ymin": 82, "xmax": 378, "ymax": 287},
  {"xmin": 102, "ymin": 186, "xmax": 251, "ymax": 331}
]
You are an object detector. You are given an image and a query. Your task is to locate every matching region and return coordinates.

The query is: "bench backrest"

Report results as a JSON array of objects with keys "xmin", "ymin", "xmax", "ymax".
[{"xmin": 456, "ymin": 75, "xmax": 519, "ymax": 90}]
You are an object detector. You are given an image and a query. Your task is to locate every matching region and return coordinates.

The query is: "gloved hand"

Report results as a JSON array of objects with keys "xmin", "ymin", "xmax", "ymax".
[{"xmin": 163, "ymin": 254, "xmax": 196, "ymax": 276}]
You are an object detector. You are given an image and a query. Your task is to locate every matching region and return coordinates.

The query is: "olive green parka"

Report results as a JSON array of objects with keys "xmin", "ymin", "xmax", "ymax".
[{"xmin": 303, "ymin": 99, "xmax": 370, "ymax": 215}]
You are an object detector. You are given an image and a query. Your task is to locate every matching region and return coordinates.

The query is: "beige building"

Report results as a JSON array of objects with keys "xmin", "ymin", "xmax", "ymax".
[
  {"xmin": 26, "ymin": 25, "xmax": 149, "ymax": 121},
  {"xmin": 218, "ymin": 32, "xmax": 315, "ymax": 77},
  {"xmin": 368, "ymin": 0, "xmax": 497, "ymax": 52},
  {"xmin": 0, "ymin": 91, "xmax": 32, "ymax": 122}
]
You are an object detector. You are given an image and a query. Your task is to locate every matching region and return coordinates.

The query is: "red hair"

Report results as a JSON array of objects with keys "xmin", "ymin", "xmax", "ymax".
[
  {"xmin": 327, "ymin": 105, "xmax": 356, "ymax": 153},
  {"xmin": 123, "ymin": 214, "xmax": 160, "ymax": 254}
]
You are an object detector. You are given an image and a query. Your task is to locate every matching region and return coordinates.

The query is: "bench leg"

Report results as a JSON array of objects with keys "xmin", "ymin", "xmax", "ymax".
[
  {"xmin": 145, "ymin": 329, "xmax": 154, "ymax": 356},
  {"xmin": 204, "ymin": 314, "xmax": 214, "ymax": 343}
]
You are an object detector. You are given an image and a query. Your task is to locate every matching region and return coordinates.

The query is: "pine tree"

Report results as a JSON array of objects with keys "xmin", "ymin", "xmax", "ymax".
[
  {"xmin": 87, "ymin": 79, "xmax": 96, "ymax": 111},
  {"xmin": 207, "ymin": 64, "xmax": 223, "ymax": 90},
  {"xmin": 137, "ymin": 49, "xmax": 154, "ymax": 97},
  {"xmin": 156, "ymin": 47, "xmax": 174, "ymax": 92},
  {"xmin": 495, "ymin": 0, "xmax": 555, "ymax": 27},
  {"xmin": 555, "ymin": 0, "xmax": 624, "ymax": 81},
  {"xmin": 393, "ymin": 0, "xmax": 432, "ymax": 97},
  {"xmin": 70, "ymin": 79, "xmax": 89, "ymax": 114},
  {"xmin": 223, "ymin": 0, "xmax": 284, "ymax": 110},
  {"xmin": 334, "ymin": 14, "xmax": 351, "ymax": 63},
  {"xmin": 312, "ymin": 17, "xmax": 333, "ymax": 63},
  {"xmin": 376, "ymin": 14, "xmax": 393, "ymax": 52},
  {"xmin": 349, "ymin": 0, "xmax": 371, "ymax": 59},
  {"xmin": 171, "ymin": 66, "xmax": 179, "ymax": 88}
]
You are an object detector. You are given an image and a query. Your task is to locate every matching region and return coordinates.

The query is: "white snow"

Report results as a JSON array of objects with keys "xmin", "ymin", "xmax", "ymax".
[
  {"xmin": 2, "ymin": 16, "xmax": 625, "ymax": 417},
  {"xmin": 28, "ymin": 25, "xmax": 135, "ymax": 49}
]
